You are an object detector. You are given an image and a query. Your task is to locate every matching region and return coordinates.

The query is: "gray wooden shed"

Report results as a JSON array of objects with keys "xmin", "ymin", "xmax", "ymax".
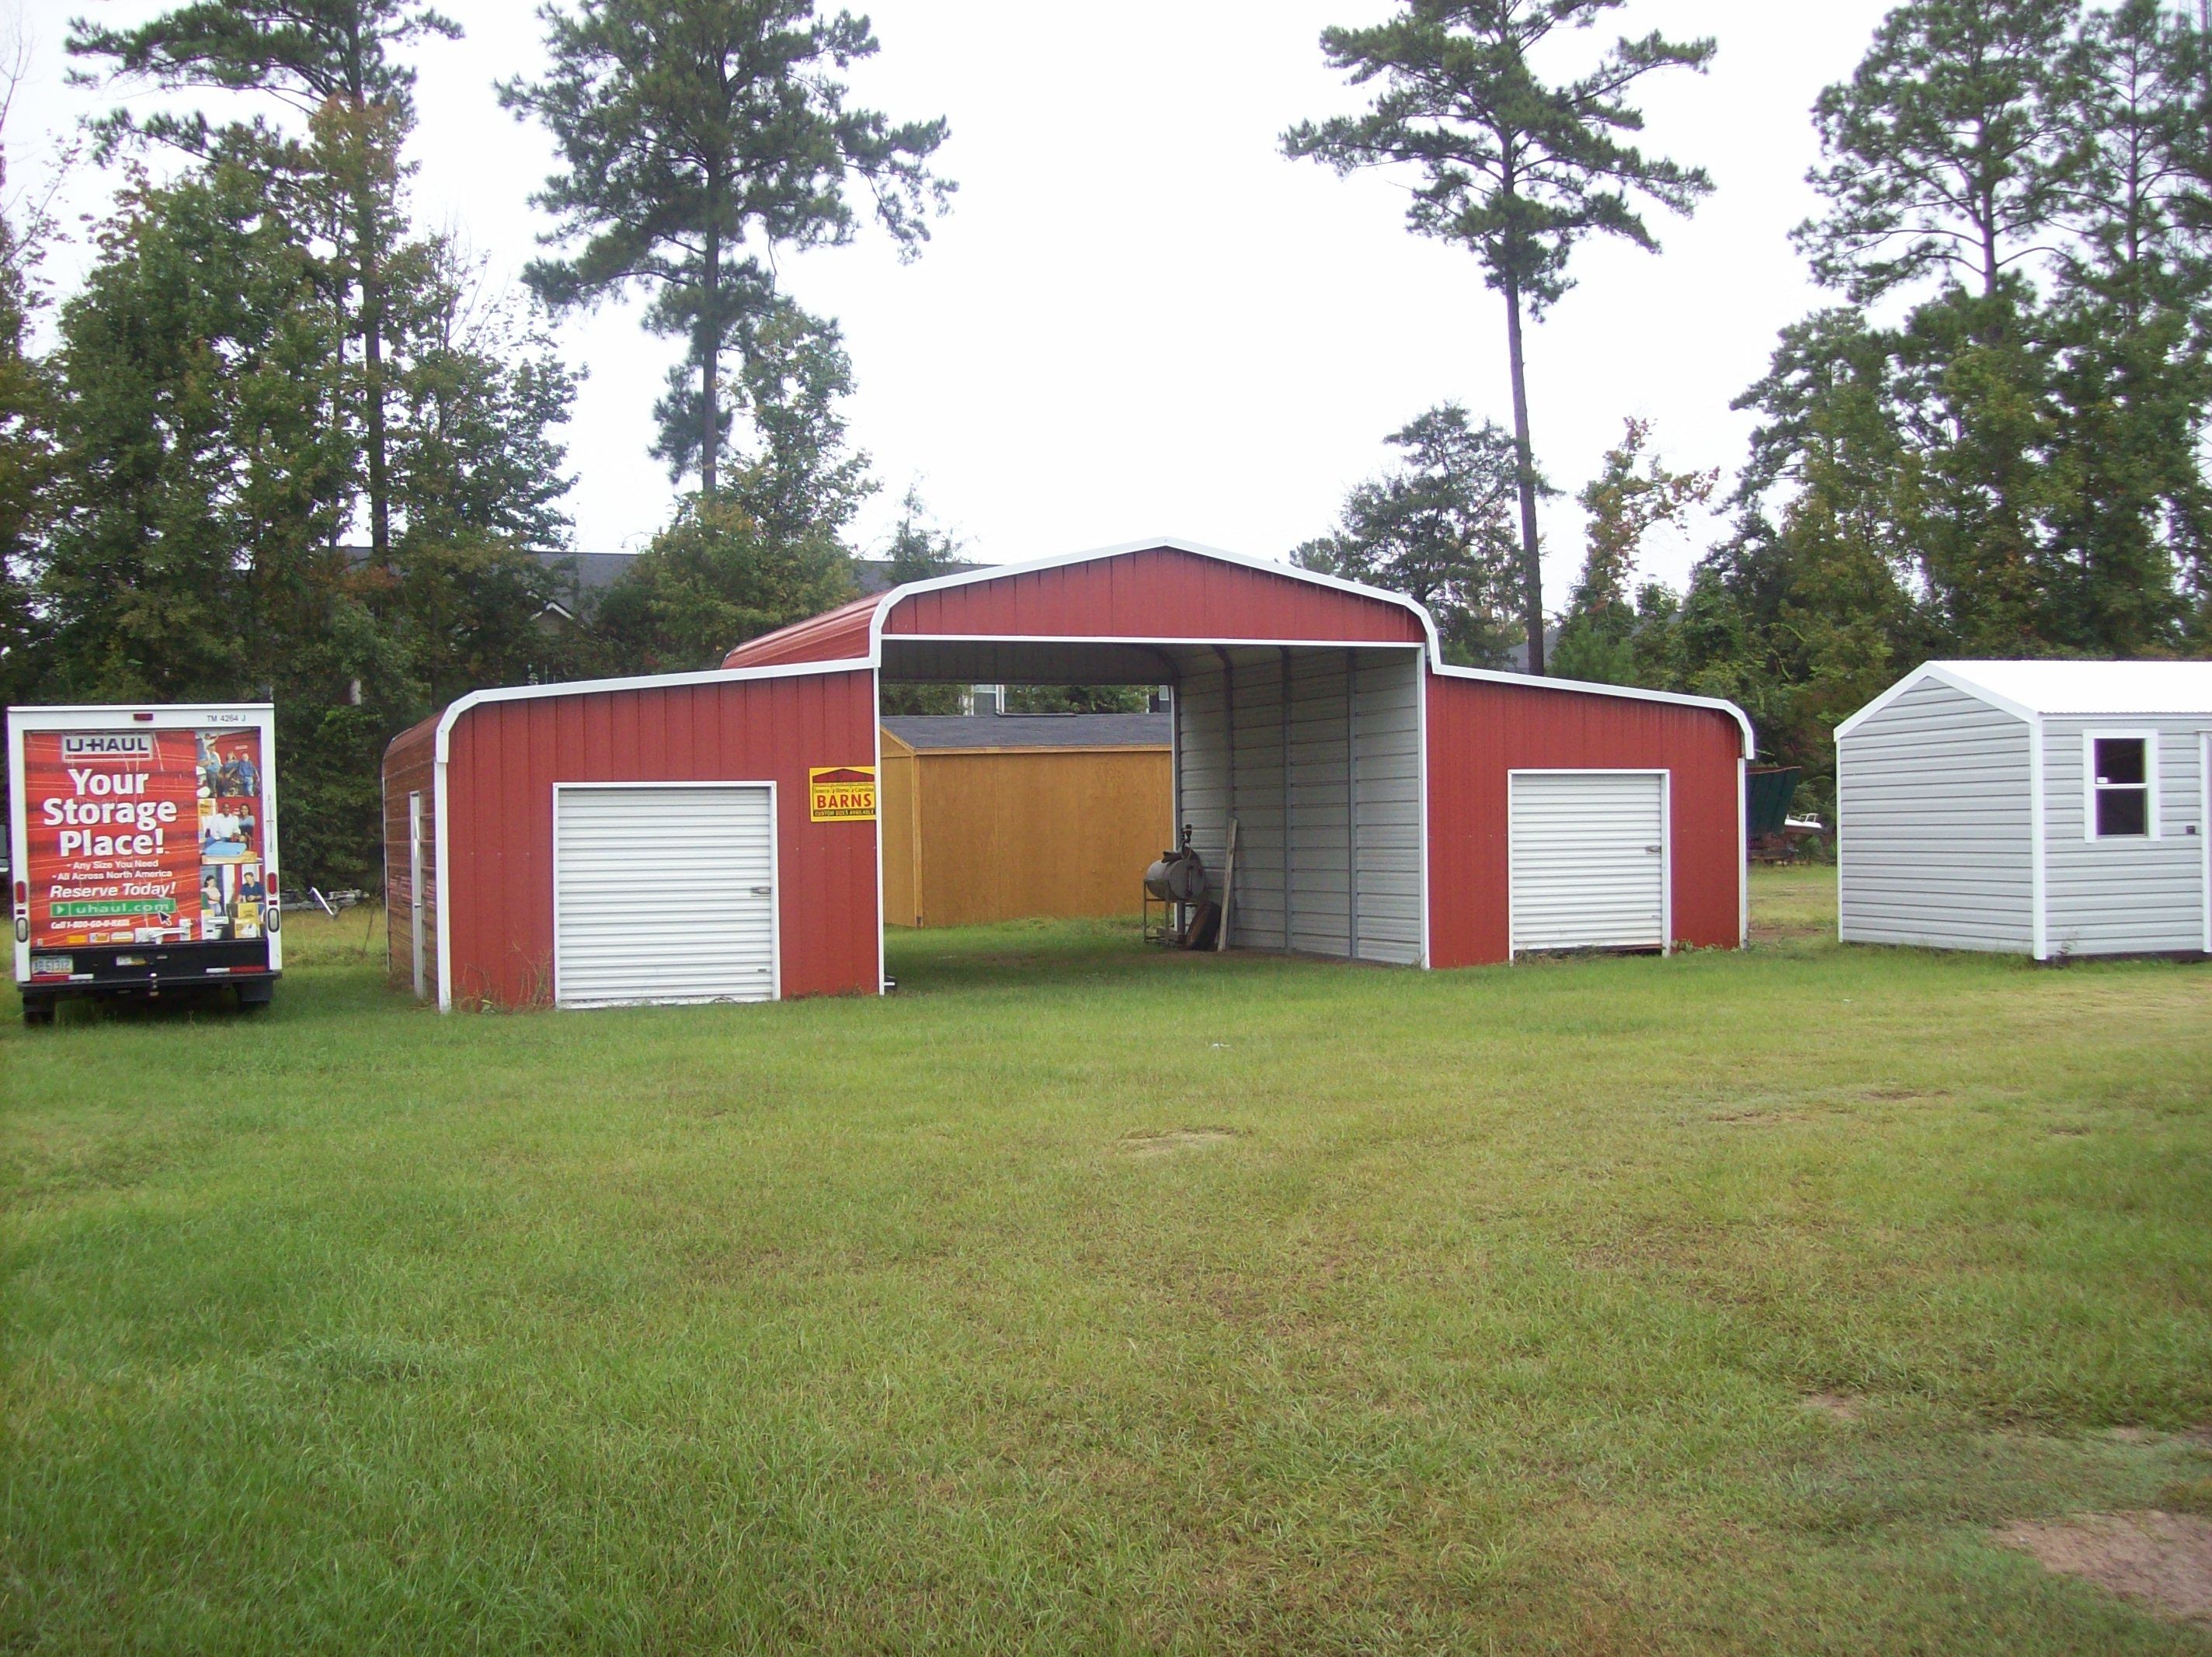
[{"xmin": 1835, "ymin": 661, "xmax": 2212, "ymax": 959}]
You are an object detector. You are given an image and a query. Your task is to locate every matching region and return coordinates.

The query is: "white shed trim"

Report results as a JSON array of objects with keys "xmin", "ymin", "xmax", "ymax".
[
  {"xmin": 1835, "ymin": 663, "xmax": 2038, "ymax": 741},
  {"xmin": 2029, "ymin": 711, "xmax": 2049, "ymax": 961},
  {"xmin": 2202, "ymin": 733, "xmax": 2211, "ymax": 955}
]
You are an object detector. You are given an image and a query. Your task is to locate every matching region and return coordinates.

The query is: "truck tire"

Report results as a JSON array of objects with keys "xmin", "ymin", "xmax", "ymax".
[{"xmin": 22, "ymin": 998, "xmax": 54, "ymax": 1027}]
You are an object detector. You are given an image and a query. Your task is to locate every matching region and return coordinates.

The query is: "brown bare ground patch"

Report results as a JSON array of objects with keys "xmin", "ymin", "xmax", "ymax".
[
  {"xmin": 1802, "ymin": 1393, "xmax": 1862, "ymax": 1423},
  {"xmin": 1995, "ymin": 1511, "xmax": 2212, "ymax": 1624},
  {"xmin": 1118, "ymin": 1127, "xmax": 1240, "ymax": 1159}
]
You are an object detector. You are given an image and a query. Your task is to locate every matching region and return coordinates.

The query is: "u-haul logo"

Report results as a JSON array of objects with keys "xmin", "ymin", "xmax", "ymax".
[
  {"xmin": 61, "ymin": 732, "xmax": 155, "ymax": 761},
  {"xmin": 809, "ymin": 765, "xmax": 876, "ymax": 822}
]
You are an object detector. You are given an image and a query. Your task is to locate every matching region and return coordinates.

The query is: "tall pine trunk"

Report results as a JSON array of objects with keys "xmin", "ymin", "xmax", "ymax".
[
  {"xmin": 701, "ymin": 220, "xmax": 719, "ymax": 499},
  {"xmin": 360, "ymin": 203, "xmax": 389, "ymax": 562},
  {"xmin": 1502, "ymin": 271, "xmax": 1546, "ymax": 676}
]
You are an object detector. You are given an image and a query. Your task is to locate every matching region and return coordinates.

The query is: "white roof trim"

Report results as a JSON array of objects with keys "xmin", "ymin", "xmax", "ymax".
[
  {"xmin": 1431, "ymin": 662, "xmax": 1755, "ymax": 756},
  {"xmin": 9, "ymin": 701, "xmax": 276, "ymax": 719},
  {"xmin": 432, "ymin": 656, "xmax": 874, "ymax": 762},
  {"xmin": 1835, "ymin": 663, "xmax": 2038, "ymax": 741}
]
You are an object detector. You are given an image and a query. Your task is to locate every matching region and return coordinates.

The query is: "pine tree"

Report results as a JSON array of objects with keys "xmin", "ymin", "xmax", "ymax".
[
  {"xmin": 1285, "ymin": 0, "xmax": 1715, "ymax": 674},
  {"xmin": 503, "ymin": 0, "xmax": 949, "ymax": 500},
  {"xmin": 1798, "ymin": 0, "xmax": 2081, "ymax": 302}
]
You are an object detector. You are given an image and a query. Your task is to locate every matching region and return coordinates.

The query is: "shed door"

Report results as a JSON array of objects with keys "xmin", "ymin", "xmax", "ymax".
[
  {"xmin": 554, "ymin": 783, "xmax": 777, "ymax": 1009},
  {"xmin": 1509, "ymin": 770, "xmax": 1669, "ymax": 954}
]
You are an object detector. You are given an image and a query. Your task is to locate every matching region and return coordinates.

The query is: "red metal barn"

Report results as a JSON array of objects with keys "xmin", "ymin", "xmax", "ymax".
[{"xmin": 384, "ymin": 540, "xmax": 1750, "ymax": 1010}]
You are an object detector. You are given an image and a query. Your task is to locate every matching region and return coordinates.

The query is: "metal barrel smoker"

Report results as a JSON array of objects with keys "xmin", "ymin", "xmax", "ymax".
[{"xmin": 1143, "ymin": 823, "xmax": 1217, "ymax": 948}]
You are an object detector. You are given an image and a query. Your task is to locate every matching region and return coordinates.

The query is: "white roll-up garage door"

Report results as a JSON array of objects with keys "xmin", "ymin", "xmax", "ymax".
[
  {"xmin": 553, "ymin": 783, "xmax": 777, "ymax": 1009},
  {"xmin": 1509, "ymin": 769, "xmax": 1669, "ymax": 954}
]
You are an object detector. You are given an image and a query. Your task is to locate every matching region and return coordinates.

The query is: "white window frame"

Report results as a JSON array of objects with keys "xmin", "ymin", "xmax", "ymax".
[{"xmin": 2082, "ymin": 728, "xmax": 2159, "ymax": 842}]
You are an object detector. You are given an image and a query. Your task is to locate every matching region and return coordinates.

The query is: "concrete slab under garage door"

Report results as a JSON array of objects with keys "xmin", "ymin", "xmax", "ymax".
[
  {"xmin": 553, "ymin": 783, "xmax": 777, "ymax": 1008},
  {"xmin": 1509, "ymin": 770, "xmax": 1668, "ymax": 954}
]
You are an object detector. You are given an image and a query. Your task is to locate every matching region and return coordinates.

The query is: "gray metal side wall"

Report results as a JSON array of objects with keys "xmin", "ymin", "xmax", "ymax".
[
  {"xmin": 1837, "ymin": 678, "xmax": 2035, "ymax": 950},
  {"xmin": 2041, "ymin": 714, "xmax": 2209, "ymax": 956},
  {"xmin": 1174, "ymin": 647, "xmax": 1421, "ymax": 964}
]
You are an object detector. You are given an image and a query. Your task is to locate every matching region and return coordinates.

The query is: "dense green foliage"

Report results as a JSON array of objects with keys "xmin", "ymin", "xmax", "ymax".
[
  {"xmin": 7, "ymin": 139, "xmax": 584, "ymax": 887},
  {"xmin": 593, "ymin": 495, "xmax": 852, "ymax": 675},
  {"xmin": 6, "ymin": 876, "xmax": 2212, "ymax": 1649}
]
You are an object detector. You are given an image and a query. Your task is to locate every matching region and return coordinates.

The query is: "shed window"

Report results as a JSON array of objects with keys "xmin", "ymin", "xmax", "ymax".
[{"xmin": 2090, "ymin": 735, "xmax": 2151, "ymax": 839}]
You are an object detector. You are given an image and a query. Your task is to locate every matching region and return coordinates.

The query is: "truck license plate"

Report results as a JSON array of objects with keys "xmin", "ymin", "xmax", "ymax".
[{"xmin": 30, "ymin": 955, "xmax": 72, "ymax": 977}]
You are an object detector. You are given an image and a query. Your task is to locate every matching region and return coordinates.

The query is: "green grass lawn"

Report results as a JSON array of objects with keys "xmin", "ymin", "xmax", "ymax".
[{"xmin": 5, "ymin": 869, "xmax": 2210, "ymax": 1653}]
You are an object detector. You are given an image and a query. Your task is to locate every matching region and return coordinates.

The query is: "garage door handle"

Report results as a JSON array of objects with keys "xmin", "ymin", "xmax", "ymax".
[
  {"xmin": 750, "ymin": 885, "xmax": 772, "ymax": 896},
  {"xmin": 1644, "ymin": 845, "xmax": 1663, "ymax": 854}
]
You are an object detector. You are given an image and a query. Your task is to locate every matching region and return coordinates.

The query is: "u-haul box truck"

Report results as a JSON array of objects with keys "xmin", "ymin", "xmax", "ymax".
[{"xmin": 9, "ymin": 703, "xmax": 280, "ymax": 1025}]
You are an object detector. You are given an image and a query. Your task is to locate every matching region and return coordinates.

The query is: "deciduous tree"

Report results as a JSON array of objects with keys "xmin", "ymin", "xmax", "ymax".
[
  {"xmin": 1551, "ymin": 419, "xmax": 1716, "ymax": 683},
  {"xmin": 1295, "ymin": 403, "xmax": 1525, "ymax": 665}
]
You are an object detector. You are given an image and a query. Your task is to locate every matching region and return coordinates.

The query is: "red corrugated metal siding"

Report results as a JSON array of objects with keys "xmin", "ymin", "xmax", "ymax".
[
  {"xmin": 381, "ymin": 715, "xmax": 438, "ymax": 995},
  {"xmin": 1425, "ymin": 673, "xmax": 1743, "ymax": 966},
  {"xmin": 884, "ymin": 547, "xmax": 1427, "ymax": 644},
  {"xmin": 723, "ymin": 594, "xmax": 878, "ymax": 669},
  {"xmin": 440, "ymin": 669, "xmax": 879, "ymax": 1008}
]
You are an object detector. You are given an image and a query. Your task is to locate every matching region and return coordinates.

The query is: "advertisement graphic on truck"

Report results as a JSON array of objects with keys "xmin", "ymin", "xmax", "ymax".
[{"xmin": 10, "ymin": 703, "xmax": 280, "ymax": 1022}]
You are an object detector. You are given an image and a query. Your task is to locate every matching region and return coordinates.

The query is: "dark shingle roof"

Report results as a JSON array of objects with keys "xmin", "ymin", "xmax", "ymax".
[
  {"xmin": 531, "ymin": 551, "xmax": 985, "ymax": 599},
  {"xmin": 883, "ymin": 712, "xmax": 1170, "ymax": 751},
  {"xmin": 852, "ymin": 558, "xmax": 986, "ymax": 595}
]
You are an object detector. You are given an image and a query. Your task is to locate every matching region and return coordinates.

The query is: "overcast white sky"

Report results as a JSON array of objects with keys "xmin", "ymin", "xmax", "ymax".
[{"xmin": 11, "ymin": 0, "xmax": 1897, "ymax": 599}]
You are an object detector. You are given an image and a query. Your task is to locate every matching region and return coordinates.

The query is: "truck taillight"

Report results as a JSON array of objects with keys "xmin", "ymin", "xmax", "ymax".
[{"xmin": 12, "ymin": 881, "xmax": 23, "ymax": 912}]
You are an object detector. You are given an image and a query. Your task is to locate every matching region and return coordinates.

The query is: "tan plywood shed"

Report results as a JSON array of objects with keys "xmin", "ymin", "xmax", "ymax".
[{"xmin": 878, "ymin": 715, "xmax": 1172, "ymax": 928}]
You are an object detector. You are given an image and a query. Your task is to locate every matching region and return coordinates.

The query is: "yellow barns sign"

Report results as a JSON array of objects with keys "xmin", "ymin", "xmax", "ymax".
[{"xmin": 808, "ymin": 765, "xmax": 877, "ymax": 822}]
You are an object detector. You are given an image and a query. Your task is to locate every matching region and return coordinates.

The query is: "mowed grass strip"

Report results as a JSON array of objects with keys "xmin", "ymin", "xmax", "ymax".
[{"xmin": 4, "ymin": 869, "xmax": 2210, "ymax": 1654}]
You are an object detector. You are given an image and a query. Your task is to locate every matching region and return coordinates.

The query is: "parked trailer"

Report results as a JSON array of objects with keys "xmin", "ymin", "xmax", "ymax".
[{"xmin": 9, "ymin": 703, "xmax": 282, "ymax": 1025}]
